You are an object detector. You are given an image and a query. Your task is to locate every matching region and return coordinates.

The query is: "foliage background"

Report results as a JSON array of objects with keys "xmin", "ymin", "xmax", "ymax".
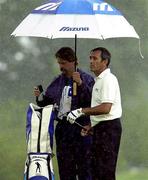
[{"xmin": 0, "ymin": 0, "xmax": 148, "ymax": 179}]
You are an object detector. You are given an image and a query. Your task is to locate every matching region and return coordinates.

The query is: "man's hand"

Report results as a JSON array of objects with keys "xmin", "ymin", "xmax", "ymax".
[
  {"xmin": 81, "ymin": 124, "xmax": 93, "ymax": 136},
  {"xmin": 67, "ymin": 108, "xmax": 84, "ymax": 124},
  {"xmin": 34, "ymin": 87, "xmax": 41, "ymax": 97},
  {"xmin": 72, "ymin": 72, "xmax": 82, "ymax": 86}
]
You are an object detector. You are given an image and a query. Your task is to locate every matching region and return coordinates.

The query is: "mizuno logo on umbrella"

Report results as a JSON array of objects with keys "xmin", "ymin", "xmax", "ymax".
[
  {"xmin": 35, "ymin": 2, "xmax": 62, "ymax": 11},
  {"xmin": 93, "ymin": 3, "xmax": 114, "ymax": 11},
  {"xmin": 60, "ymin": 27, "xmax": 89, "ymax": 31}
]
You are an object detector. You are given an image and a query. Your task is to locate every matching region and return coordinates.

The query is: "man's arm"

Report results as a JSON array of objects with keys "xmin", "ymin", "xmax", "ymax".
[
  {"xmin": 67, "ymin": 103, "xmax": 112, "ymax": 124},
  {"xmin": 34, "ymin": 87, "xmax": 53, "ymax": 107},
  {"xmin": 82, "ymin": 103, "xmax": 112, "ymax": 116},
  {"xmin": 73, "ymin": 71, "xmax": 94, "ymax": 107}
]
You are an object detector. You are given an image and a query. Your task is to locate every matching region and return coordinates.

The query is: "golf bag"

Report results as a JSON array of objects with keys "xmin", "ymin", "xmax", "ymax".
[{"xmin": 24, "ymin": 103, "xmax": 55, "ymax": 180}]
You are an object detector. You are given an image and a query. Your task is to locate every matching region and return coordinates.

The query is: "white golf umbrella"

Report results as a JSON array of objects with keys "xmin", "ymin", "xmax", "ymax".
[
  {"xmin": 11, "ymin": 0, "xmax": 142, "ymax": 95},
  {"xmin": 12, "ymin": 0, "xmax": 139, "ymax": 40}
]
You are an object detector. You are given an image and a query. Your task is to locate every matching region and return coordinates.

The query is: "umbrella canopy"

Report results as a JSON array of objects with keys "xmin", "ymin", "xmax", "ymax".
[
  {"xmin": 11, "ymin": 0, "xmax": 143, "ymax": 96},
  {"xmin": 11, "ymin": 0, "xmax": 139, "ymax": 40}
]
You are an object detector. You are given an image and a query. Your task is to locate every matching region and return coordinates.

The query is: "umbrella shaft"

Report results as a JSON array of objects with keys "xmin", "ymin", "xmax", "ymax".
[{"xmin": 74, "ymin": 34, "xmax": 77, "ymax": 71}]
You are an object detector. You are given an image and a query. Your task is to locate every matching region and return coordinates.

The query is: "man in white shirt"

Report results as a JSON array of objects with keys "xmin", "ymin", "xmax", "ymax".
[{"xmin": 67, "ymin": 47, "xmax": 122, "ymax": 180}]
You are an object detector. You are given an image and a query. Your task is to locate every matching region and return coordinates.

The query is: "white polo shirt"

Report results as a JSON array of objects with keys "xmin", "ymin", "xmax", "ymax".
[{"xmin": 91, "ymin": 68, "xmax": 122, "ymax": 127}]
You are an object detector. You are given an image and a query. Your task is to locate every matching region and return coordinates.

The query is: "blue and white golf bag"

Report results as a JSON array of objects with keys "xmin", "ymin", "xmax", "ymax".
[{"xmin": 24, "ymin": 103, "xmax": 55, "ymax": 180}]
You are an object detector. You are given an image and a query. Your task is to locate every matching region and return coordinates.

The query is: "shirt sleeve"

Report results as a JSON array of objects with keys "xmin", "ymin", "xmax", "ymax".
[{"xmin": 100, "ymin": 76, "xmax": 118, "ymax": 103}]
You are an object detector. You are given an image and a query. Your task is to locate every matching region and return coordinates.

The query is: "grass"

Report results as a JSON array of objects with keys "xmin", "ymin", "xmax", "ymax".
[
  {"xmin": 117, "ymin": 168, "xmax": 148, "ymax": 180},
  {"xmin": 1, "ymin": 100, "xmax": 148, "ymax": 180},
  {"xmin": 53, "ymin": 157, "xmax": 148, "ymax": 180}
]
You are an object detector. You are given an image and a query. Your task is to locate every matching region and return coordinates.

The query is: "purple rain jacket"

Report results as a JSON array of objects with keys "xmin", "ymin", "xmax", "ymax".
[{"xmin": 36, "ymin": 69, "xmax": 94, "ymax": 125}]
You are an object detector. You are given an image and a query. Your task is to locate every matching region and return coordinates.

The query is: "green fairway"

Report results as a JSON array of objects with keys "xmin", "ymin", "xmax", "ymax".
[
  {"xmin": 117, "ymin": 168, "xmax": 148, "ymax": 180},
  {"xmin": 1, "ymin": 100, "xmax": 148, "ymax": 180},
  {"xmin": 53, "ymin": 157, "xmax": 148, "ymax": 180},
  {"xmin": 53, "ymin": 163, "xmax": 148, "ymax": 180}
]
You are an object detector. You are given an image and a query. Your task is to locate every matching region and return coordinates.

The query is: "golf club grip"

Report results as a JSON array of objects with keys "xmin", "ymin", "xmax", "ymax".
[{"xmin": 73, "ymin": 82, "xmax": 77, "ymax": 96}]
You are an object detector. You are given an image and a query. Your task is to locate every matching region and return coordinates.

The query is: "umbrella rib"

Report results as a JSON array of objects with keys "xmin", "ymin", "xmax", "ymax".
[{"xmin": 138, "ymin": 39, "xmax": 144, "ymax": 59}]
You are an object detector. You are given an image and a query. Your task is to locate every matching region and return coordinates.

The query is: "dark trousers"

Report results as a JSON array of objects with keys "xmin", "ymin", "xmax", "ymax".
[
  {"xmin": 55, "ymin": 121, "xmax": 92, "ymax": 180},
  {"xmin": 92, "ymin": 119, "xmax": 122, "ymax": 180}
]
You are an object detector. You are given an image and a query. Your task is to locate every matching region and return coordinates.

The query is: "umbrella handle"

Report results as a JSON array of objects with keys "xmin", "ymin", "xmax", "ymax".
[
  {"xmin": 73, "ymin": 34, "xmax": 77, "ymax": 96},
  {"xmin": 73, "ymin": 82, "xmax": 77, "ymax": 96}
]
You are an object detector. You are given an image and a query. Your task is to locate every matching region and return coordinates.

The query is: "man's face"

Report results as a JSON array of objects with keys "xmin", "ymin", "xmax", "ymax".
[
  {"xmin": 57, "ymin": 58, "xmax": 75, "ymax": 76},
  {"xmin": 89, "ymin": 50, "xmax": 106, "ymax": 75}
]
